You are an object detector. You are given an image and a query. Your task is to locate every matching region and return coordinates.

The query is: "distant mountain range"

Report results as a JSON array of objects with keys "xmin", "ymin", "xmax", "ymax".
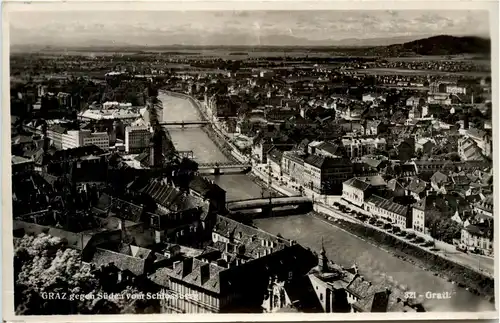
[
  {"xmin": 11, "ymin": 35, "xmax": 491, "ymax": 56},
  {"xmin": 366, "ymin": 35, "xmax": 491, "ymax": 56}
]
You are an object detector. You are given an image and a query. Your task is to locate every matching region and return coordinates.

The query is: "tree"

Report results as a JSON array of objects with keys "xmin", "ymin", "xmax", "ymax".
[{"xmin": 14, "ymin": 233, "xmax": 159, "ymax": 315}]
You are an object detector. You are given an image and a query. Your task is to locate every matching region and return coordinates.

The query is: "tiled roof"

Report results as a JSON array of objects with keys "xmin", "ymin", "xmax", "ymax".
[
  {"xmin": 406, "ymin": 177, "xmax": 427, "ymax": 194},
  {"xmin": 346, "ymin": 275, "xmax": 379, "ymax": 299},
  {"xmin": 169, "ymin": 257, "xmax": 226, "ymax": 294},
  {"xmin": 213, "ymin": 215, "xmax": 289, "ymax": 259},
  {"xmin": 189, "ymin": 175, "xmax": 225, "ymax": 198},
  {"xmin": 12, "ymin": 155, "xmax": 32, "ymax": 165},
  {"xmin": 110, "ymin": 197, "xmax": 144, "ymax": 222},
  {"xmin": 365, "ymin": 195, "xmax": 408, "ymax": 217},
  {"xmin": 140, "ymin": 180, "xmax": 204, "ymax": 212},
  {"xmin": 316, "ymin": 141, "xmax": 343, "ymax": 156},
  {"xmin": 387, "ymin": 179, "xmax": 405, "ymax": 191},
  {"xmin": 430, "ymin": 171, "xmax": 449, "ymax": 185},
  {"xmin": 305, "ymin": 155, "xmax": 351, "ymax": 169},
  {"xmin": 465, "ymin": 224, "xmax": 490, "ymax": 238},
  {"xmin": 282, "ymin": 151, "xmax": 305, "ymax": 165},
  {"xmin": 413, "ymin": 196, "xmax": 449, "ymax": 213},
  {"xmin": 148, "ymin": 267, "xmax": 173, "ymax": 287},
  {"xmin": 344, "ymin": 178, "xmax": 371, "ymax": 191},
  {"xmin": 475, "ymin": 195, "xmax": 493, "ymax": 213},
  {"xmin": 91, "ymin": 247, "xmax": 147, "ymax": 276}
]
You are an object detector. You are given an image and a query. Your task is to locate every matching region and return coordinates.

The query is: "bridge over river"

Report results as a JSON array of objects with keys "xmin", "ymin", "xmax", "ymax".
[{"xmin": 159, "ymin": 91, "xmax": 494, "ymax": 312}]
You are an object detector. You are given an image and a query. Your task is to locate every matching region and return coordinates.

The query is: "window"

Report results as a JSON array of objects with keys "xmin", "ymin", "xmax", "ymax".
[{"xmin": 320, "ymin": 293, "xmax": 323, "ymax": 301}]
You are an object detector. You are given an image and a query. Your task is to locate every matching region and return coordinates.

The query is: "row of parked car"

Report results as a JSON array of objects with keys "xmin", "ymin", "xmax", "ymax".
[{"xmin": 332, "ymin": 201, "xmax": 436, "ymax": 249}]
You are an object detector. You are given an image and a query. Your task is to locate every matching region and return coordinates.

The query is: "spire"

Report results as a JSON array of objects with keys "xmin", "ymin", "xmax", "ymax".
[{"xmin": 319, "ymin": 237, "xmax": 328, "ymax": 272}]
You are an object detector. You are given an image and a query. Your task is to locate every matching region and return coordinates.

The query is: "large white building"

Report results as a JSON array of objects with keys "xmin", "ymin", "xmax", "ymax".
[
  {"xmin": 125, "ymin": 126, "xmax": 152, "ymax": 153},
  {"xmin": 79, "ymin": 109, "xmax": 140, "ymax": 121},
  {"xmin": 341, "ymin": 138, "xmax": 386, "ymax": 158},
  {"xmin": 103, "ymin": 101, "xmax": 133, "ymax": 109},
  {"xmin": 62, "ymin": 130, "xmax": 110, "ymax": 150}
]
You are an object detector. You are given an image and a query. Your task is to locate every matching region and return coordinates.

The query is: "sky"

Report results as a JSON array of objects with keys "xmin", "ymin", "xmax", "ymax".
[{"xmin": 9, "ymin": 10, "xmax": 491, "ymax": 47}]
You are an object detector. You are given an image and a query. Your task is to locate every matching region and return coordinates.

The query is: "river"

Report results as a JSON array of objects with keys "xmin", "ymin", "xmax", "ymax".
[{"xmin": 158, "ymin": 92, "xmax": 494, "ymax": 312}]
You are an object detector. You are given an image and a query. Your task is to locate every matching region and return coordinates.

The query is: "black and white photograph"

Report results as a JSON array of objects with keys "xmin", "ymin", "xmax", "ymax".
[{"xmin": 3, "ymin": 1, "xmax": 498, "ymax": 320}]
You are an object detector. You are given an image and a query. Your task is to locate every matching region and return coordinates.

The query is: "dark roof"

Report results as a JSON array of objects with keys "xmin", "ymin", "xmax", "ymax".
[
  {"xmin": 189, "ymin": 175, "xmax": 225, "ymax": 198},
  {"xmin": 431, "ymin": 171, "xmax": 449, "ymax": 185},
  {"xmin": 365, "ymin": 195, "xmax": 408, "ymax": 217},
  {"xmin": 91, "ymin": 247, "xmax": 147, "ymax": 276},
  {"xmin": 304, "ymin": 155, "xmax": 351, "ymax": 169},
  {"xmin": 316, "ymin": 141, "xmax": 344, "ymax": 156},
  {"xmin": 387, "ymin": 179, "xmax": 405, "ymax": 191},
  {"xmin": 267, "ymin": 147, "xmax": 284, "ymax": 164},
  {"xmin": 465, "ymin": 224, "xmax": 490, "ymax": 238},
  {"xmin": 283, "ymin": 276, "xmax": 323, "ymax": 312},
  {"xmin": 141, "ymin": 180, "xmax": 204, "ymax": 212},
  {"xmin": 213, "ymin": 215, "xmax": 289, "ymax": 259},
  {"xmin": 406, "ymin": 177, "xmax": 427, "ymax": 194},
  {"xmin": 344, "ymin": 177, "xmax": 371, "ymax": 191},
  {"xmin": 168, "ymin": 257, "xmax": 226, "ymax": 294}
]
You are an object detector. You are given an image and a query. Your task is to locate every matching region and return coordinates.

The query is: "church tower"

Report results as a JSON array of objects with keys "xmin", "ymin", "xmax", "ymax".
[{"xmin": 319, "ymin": 238, "xmax": 329, "ymax": 272}]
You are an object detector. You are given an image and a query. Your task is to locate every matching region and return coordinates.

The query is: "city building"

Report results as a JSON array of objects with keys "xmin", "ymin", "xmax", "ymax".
[
  {"xmin": 411, "ymin": 196, "xmax": 452, "ymax": 237},
  {"xmin": 458, "ymin": 137, "xmax": 484, "ymax": 161},
  {"xmin": 125, "ymin": 126, "xmax": 151, "ymax": 153},
  {"xmin": 281, "ymin": 151, "xmax": 306, "ymax": 184},
  {"xmin": 406, "ymin": 96, "xmax": 426, "ymax": 107},
  {"xmin": 303, "ymin": 156, "xmax": 353, "ymax": 194},
  {"xmin": 12, "ymin": 156, "xmax": 35, "ymax": 175},
  {"xmin": 415, "ymin": 138, "xmax": 436, "ymax": 155},
  {"xmin": 103, "ymin": 101, "xmax": 133, "ymax": 109},
  {"xmin": 461, "ymin": 222, "xmax": 493, "ymax": 255},
  {"xmin": 342, "ymin": 138, "xmax": 387, "ymax": 158},
  {"xmin": 364, "ymin": 195, "xmax": 410, "ymax": 229},
  {"xmin": 445, "ymin": 85, "xmax": 467, "ymax": 95},
  {"xmin": 61, "ymin": 129, "xmax": 110, "ymax": 150},
  {"xmin": 79, "ymin": 108, "xmax": 140, "ymax": 121},
  {"xmin": 342, "ymin": 178, "xmax": 372, "ymax": 207}
]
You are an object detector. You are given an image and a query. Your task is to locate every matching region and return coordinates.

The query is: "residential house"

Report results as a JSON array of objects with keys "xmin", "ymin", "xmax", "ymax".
[
  {"xmin": 411, "ymin": 196, "xmax": 452, "ymax": 237},
  {"xmin": 461, "ymin": 222, "xmax": 493, "ymax": 255},
  {"xmin": 342, "ymin": 178, "xmax": 373, "ymax": 207},
  {"xmin": 462, "ymin": 129, "xmax": 492, "ymax": 158},
  {"xmin": 405, "ymin": 177, "xmax": 429, "ymax": 201},
  {"xmin": 315, "ymin": 141, "xmax": 347, "ymax": 158},
  {"xmin": 415, "ymin": 138, "xmax": 436, "ymax": 155},
  {"xmin": 396, "ymin": 138, "xmax": 415, "ymax": 161},
  {"xmin": 406, "ymin": 97, "xmax": 426, "ymax": 108},
  {"xmin": 458, "ymin": 137, "xmax": 484, "ymax": 161},
  {"xmin": 386, "ymin": 179, "xmax": 406, "ymax": 198},
  {"xmin": 364, "ymin": 120, "xmax": 386, "ymax": 136},
  {"xmin": 473, "ymin": 195, "xmax": 493, "ymax": 219},
  {"xmin": 430, "ymin": 171, "xmax": 449, "ymax": 194},
  {"xmin": 365, "ymin": 195, "xmax": 410, "ymax": 228},
  {"xmin": 342, "ymin": 138, "xmax": 387, "ymax": 158}
]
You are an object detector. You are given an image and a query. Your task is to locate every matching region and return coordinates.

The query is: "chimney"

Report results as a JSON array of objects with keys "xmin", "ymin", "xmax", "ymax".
[
  {"xmin": 182, "ymin": 258, "xmax": 194, "ymax": 277},
  {"xmin": 200, "ymin": 263, "xmax": 210, "ymax": 284}
]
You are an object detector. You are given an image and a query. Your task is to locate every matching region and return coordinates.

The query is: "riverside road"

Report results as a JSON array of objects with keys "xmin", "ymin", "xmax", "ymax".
[{"xmin": 159, "ymin": 91, "xmax": 494, "ymax": 312}]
